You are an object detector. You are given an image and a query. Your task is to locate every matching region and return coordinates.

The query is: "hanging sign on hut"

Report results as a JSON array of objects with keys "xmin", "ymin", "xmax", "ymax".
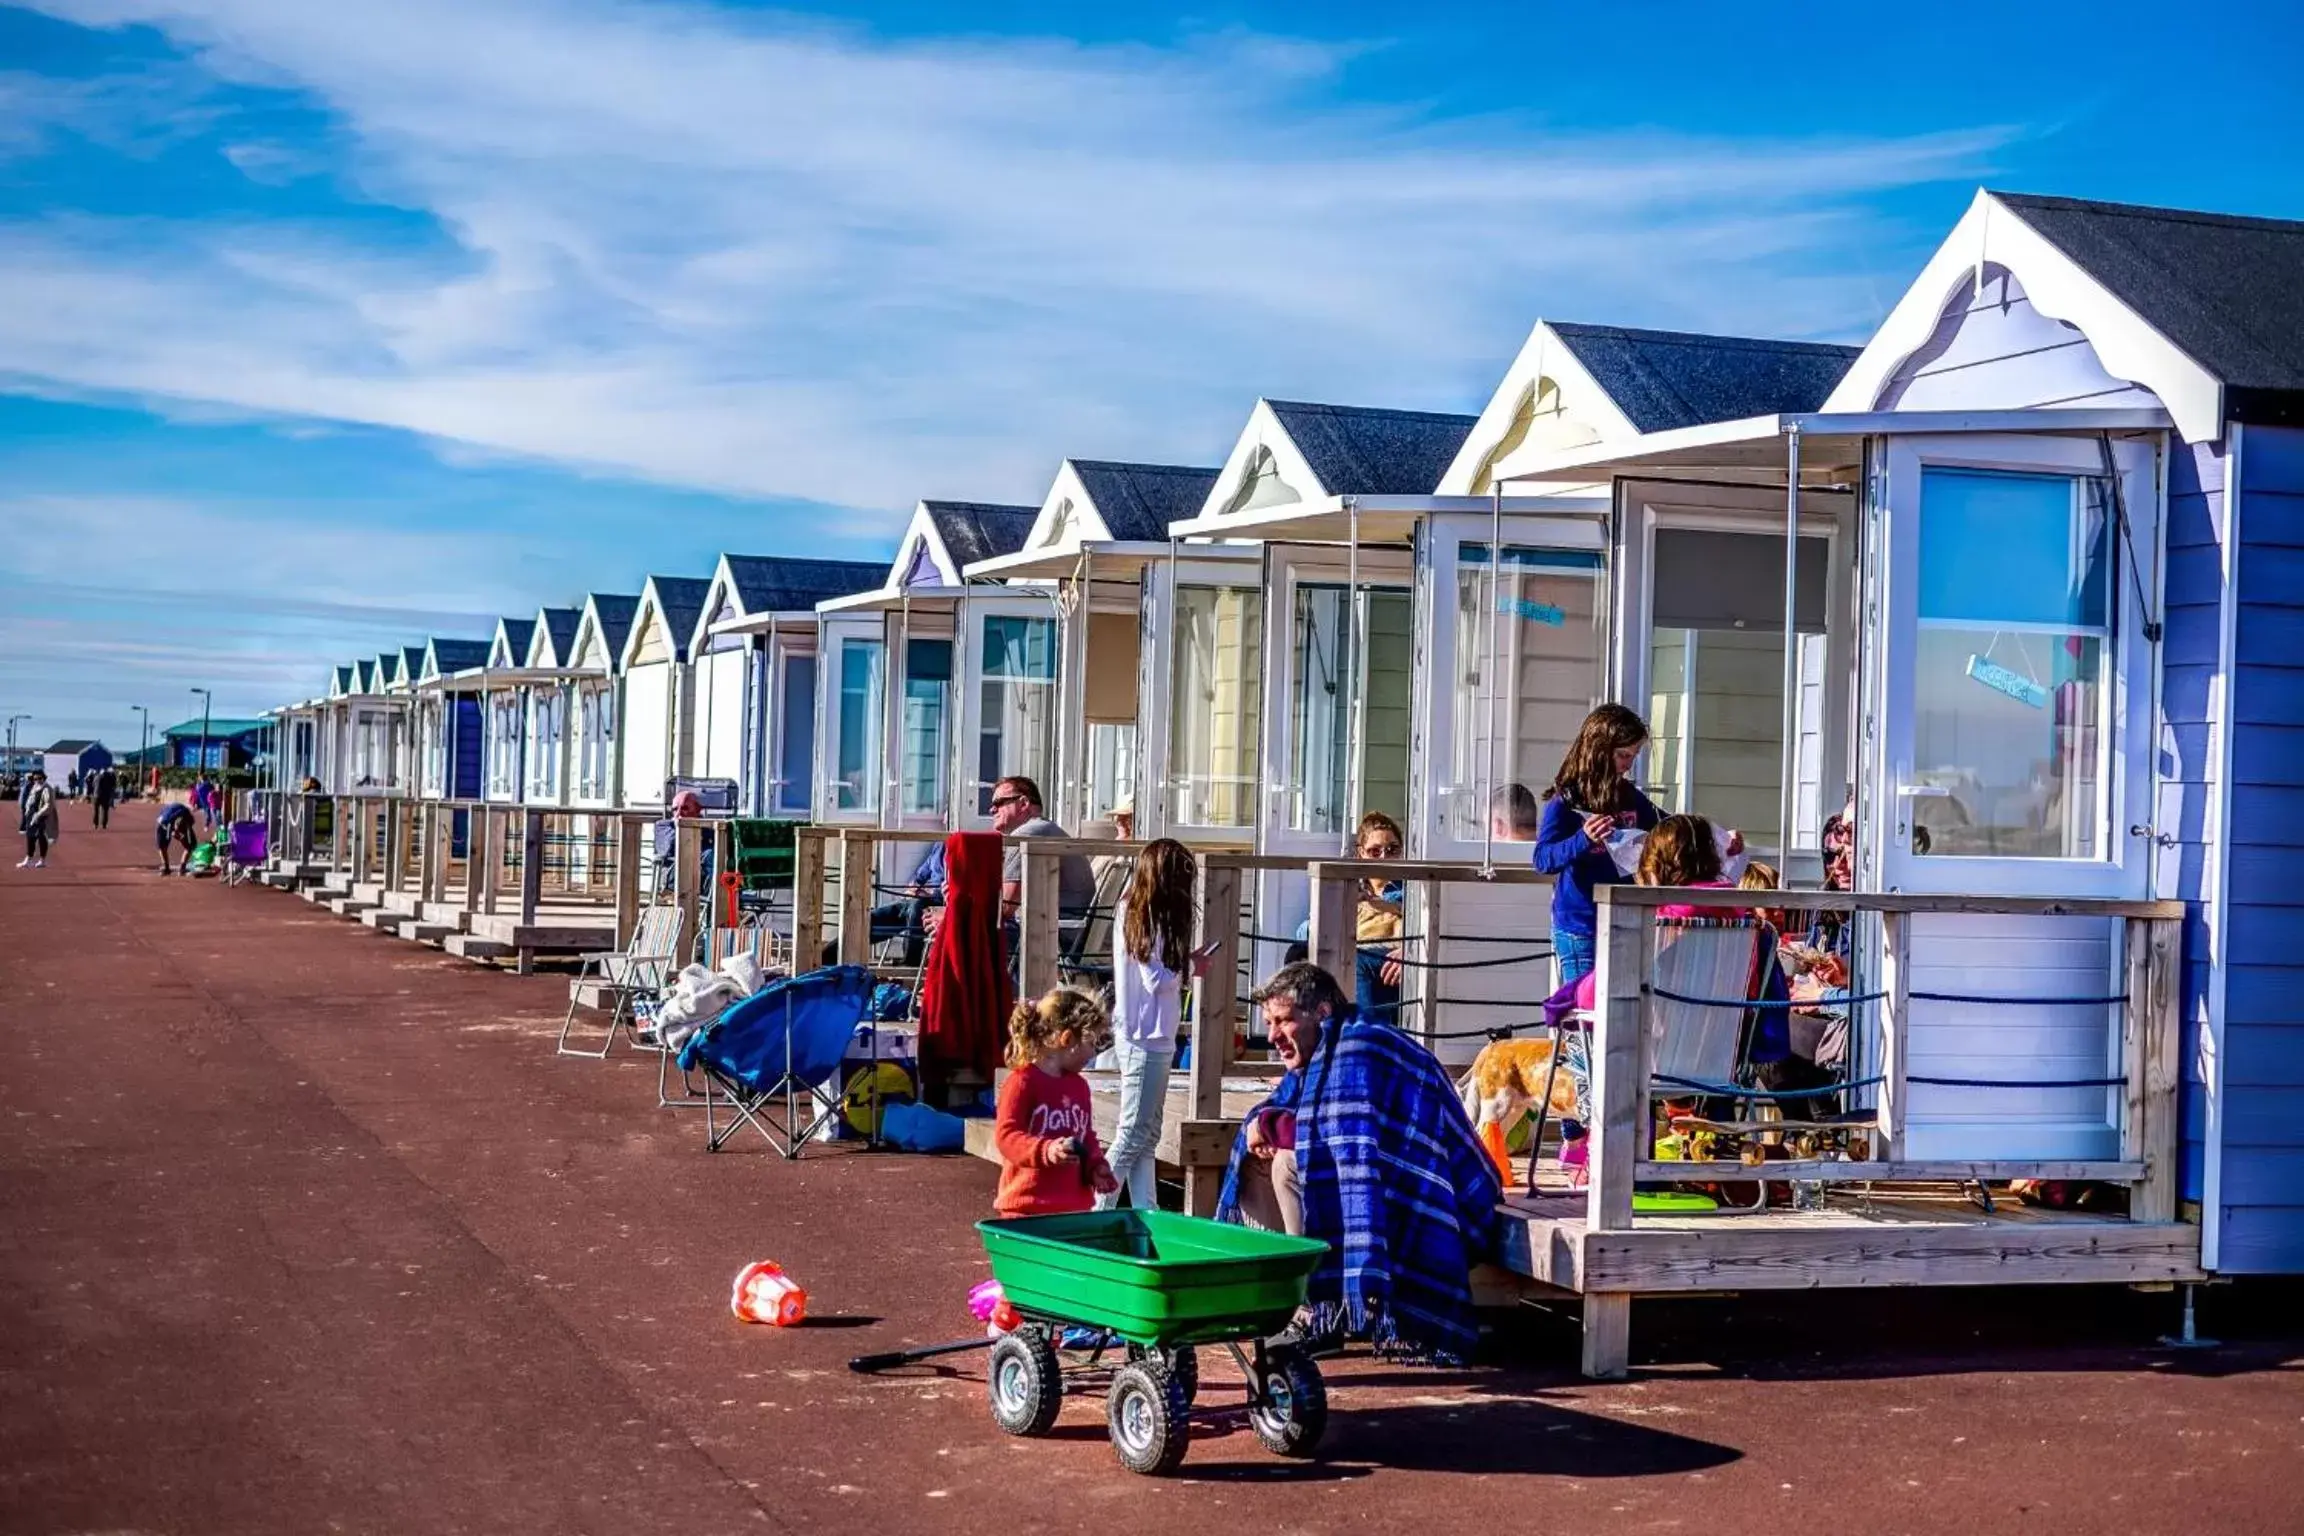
[
  {"xmin": 1498, "ymin": 594, "xmax": 1566, "ymax": 626},
  {"xmin": 1965, "ymin": 655, "xmax": 2049, "ymax": 709}
]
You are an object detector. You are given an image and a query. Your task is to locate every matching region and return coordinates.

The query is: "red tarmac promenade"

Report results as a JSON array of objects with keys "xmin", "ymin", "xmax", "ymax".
[{"xmin": 3, "ymin": 820, "xmax": 2300, "ymax": 1535}]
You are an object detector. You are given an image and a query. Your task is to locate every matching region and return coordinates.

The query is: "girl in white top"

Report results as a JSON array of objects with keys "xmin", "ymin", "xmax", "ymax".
[{"xmin": 1096, "ymin": 839, "xmax": 1201, "ymax": 1212}]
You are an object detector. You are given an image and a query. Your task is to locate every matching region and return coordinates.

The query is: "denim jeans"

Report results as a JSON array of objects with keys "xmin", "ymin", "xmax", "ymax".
[
  {"xmin": 1095, "ymin": 1039, "xmax": 1173, "ymax": 1212},
  {"xmin": 1554, "ymin": 929, "xmax": 1596, "ymax": 986},
  {"xmin": 1355, "ymin": 945, "xmax": 1401, "ymax": 1020}
]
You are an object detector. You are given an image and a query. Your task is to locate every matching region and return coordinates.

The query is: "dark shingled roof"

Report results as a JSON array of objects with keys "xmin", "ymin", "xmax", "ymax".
[
  {"xmin": 587, "ymin": 594, "xmax": 641, "ymax": 666},
  {"xmin": 1263, "ymin": 401, "xmax": 1478, "ymax": 496},
  {"xmin": 428, "ymin": 639, "xmax": 492, "ymax": 676},
  {"xmin": 335, "ymin": 665, "xmax": 356, "ymax": 694},
  {"xmin": 1069, "ymin": 461, "xmax": 1223, "ymax": 542},
  {"xmin": 498, "ymin": 617, "xmax": 535, "ymax": 660},
  {"xmin": 45, "ymin": 740, "xmax": 99, "ymax": 754},
  {"xmin": 1995, "ymin": 191, "xmax": 2304, "ymax": 396},
  {"xmin": 538, "ymin": 607, "xmax": 581, "ymax": 664},
  {"xmin": 643, "ymin": 576, "xmax": 714, "ymax": 662},
  {"xmin": 1546, "ymin": 323, "xmax": 1860, "ymax": 434},
  {"xmin": 923, "ymin": 502, "xmax": 1036, "ymax": 568},
  {"xmin": 722, "ymin": 556, "xmax": 887, "ymax": 615},
  {"xmin": 399, "ymin": 646, "xmax": 427, "ymax": 680}
]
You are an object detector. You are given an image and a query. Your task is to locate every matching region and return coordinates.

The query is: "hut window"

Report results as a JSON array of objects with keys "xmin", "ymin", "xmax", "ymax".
[
  {"xmin": 1450, "ymin": 545, "xmax": 1607, "ymax": 842},
  {"xmin": 1911, "ymin": 467, "xmax": 2111, "ymax": 859},
  {"xmin": 901, "ymin": 637, "xmax": 953, "ymax": 816},
  {"xmin": 1288, "ymin": 583, "xmax": 1412, "ymax": 835},
  {"xmin": 975, "ymin": 615, "xmax": 1057, "ymax": 816},
  {"xmin": 834, "ymin": 637, "xmax": 886, "ymax": 814},
  {"xmin": 775, "ymin": 654, "xmax": 816, "ymax": 816},
  {"xmin": 1168, "ymin": 585, "xmax": 1262, "ymax": 828},
  {"xmin": 1645, "ymin": 527, "xmax": 1831, "ymax": 854}
]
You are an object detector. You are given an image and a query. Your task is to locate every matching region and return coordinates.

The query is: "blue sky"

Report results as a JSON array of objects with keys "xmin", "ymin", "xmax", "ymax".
[{"xmin": 2, "ymin": 0, "xmax": 2300, "ymax": 748}]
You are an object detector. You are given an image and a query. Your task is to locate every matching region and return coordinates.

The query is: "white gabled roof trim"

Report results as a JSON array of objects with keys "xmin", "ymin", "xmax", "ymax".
[
  {"xmin": 1186, "ymin": 400, "xmax": 1328, "ymax": 527},
  {"xmin": 1438, "ymin": 321, "xmax": 1638, "ymax": 494},
  {"xmin": 1825, "ymin": 190, "xmax": 2226, "ymax": 444}
]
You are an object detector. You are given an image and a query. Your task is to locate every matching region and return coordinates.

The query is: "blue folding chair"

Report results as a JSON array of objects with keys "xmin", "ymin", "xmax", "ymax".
[{"xmin": 678, "ymin": 965, "xmax": 876, "ymax": 1156}]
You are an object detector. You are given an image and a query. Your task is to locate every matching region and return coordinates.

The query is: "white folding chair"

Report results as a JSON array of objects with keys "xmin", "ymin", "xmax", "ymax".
[{"xmin": 557, "ymin": 904, "xmax": 681, "ymax": 1058}]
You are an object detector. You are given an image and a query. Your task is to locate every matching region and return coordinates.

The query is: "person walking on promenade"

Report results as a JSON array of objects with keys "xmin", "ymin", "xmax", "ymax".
[
  {"xmin": 90, "ymin": 765, "xmax": 117, "ymax": 829},
  {"xmin": 18, "ymin": 769, "xmax": 59, "ymax": 868}
]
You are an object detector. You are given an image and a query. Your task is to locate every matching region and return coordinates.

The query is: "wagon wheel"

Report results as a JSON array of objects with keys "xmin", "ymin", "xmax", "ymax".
[
  {"xmin": 987, "ymin": 1329, "xmax": 1063, "ymax": 1438},
  {"xmin": 1106, "ymin": 1361, "xmax": 1191, "ymax": 1475},
  {"xmin": 1128, "ymin": 1342, "xmax": 1199, "ymax": 1405},
  {"xmin": 1247, "ymin": 1346, "xmax": 1328, "ymax": 1459}
]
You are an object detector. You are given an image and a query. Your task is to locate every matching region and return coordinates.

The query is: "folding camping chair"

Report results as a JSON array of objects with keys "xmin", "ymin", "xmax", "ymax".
[
  {"xmin": 223, "ymin": 820, "xmax": 269, "ymax": 886},
  {"xmin": 557, "ymin": 903, "xmax": 682, "ymax": 1058},
  {"xmin": 679, "ymin": 965, "xmax": 877, "ymax": 1156}
]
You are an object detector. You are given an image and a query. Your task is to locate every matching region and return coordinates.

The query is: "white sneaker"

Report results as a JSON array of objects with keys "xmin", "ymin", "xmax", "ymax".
[
  {"xmin": 13, "ymin": 858, "xmax": 28, "ymax": 868},
  {"xmin": 29, "ymin": 859, "xmax": 43, "ymax": 868}
]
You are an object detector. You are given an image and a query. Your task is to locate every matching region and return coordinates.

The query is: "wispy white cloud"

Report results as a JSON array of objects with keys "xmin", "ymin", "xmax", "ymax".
[{"xmin": 2, "ymin": 0, "xmax": 2010, "ymax": 514}]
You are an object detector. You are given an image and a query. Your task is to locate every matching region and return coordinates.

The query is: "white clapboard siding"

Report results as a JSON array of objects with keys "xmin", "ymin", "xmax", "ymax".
[{"xmin": 1901, "ymin": 912, "xmax": 2121, "ymax": 1160}]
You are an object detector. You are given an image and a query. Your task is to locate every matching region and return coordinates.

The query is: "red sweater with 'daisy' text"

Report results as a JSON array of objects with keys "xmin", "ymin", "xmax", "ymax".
[{"xmin": 992, "ymin": 1065, "xmax": 1107, "ymax": 1217}]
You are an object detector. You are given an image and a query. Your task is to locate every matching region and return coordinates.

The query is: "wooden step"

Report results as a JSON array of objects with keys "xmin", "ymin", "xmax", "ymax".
[
  {"xmin": 397, "ymin": 921, "xmax": 457, "ymax": 944},
  {"xmin": 443, "ymin": 933, "xmax": 512, "ymax": 962}
]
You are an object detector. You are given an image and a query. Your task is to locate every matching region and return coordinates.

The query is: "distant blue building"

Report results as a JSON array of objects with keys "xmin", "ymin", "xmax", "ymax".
[{"xmin": 162, "ymin": 718, "xmax": 271, "ymax": 771}]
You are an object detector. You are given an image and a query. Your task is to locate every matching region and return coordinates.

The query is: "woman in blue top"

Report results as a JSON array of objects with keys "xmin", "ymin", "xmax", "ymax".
[{"xmin": 1533, "ymin": 704, "xmax": 1663, "ymax": 984}]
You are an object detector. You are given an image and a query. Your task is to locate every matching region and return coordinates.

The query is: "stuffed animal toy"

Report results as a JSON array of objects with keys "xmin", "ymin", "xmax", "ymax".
[{"xmin": 1457, "ymin": 1036, "xmax": 1582, "ymax": 1184}]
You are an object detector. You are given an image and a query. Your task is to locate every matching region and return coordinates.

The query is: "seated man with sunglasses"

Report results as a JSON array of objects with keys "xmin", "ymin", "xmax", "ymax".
[{"xmin": 988, "ymin": 775, "xmax": 1096, "ymax": 924}]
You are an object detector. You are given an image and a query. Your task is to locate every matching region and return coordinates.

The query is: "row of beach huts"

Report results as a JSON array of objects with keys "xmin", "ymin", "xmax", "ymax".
[{"xmin": 250, "ymin": 189, "xmax": 2304, "ymax": 1374}]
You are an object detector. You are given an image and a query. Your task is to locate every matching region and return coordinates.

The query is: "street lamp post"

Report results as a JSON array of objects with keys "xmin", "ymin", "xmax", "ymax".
[
  {"xmin": 190, "ymin": 688, "xmax": 213, "ymax": 777},
  {"xmin": 133, "ymin": 706, "xmax": 151, "ymax": 796},
  {"xmin": 5, "ymin": 714, "xmax": 26, "ymax": 773}
]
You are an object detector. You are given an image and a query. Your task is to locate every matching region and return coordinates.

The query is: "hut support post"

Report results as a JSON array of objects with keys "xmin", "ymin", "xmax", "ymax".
[
  {"xmin": 516, "ymin": 810, "xmax": 543, "ymax": 972},
  {"xmin": 613, "ymin": 813, "xmax": 643, "ymax": 949},
  {"xmin": 1019, "ymin": 845, "xmax": 1061, "ymax": 1001},
  {"xmin": 672, "ymin": 818, "xmax": 703, "ymax": 971},
  {"xmin": 837, "ymin": 833, "xmax": 876, "ymax": 967},
  {"xmin": 1304, "ymin": 862, "xmax": 1356, "ymax": 984},
  {"xmin": 1582, "ymin": 893, "xmax": 1652, "ymax": 1380},
  {"xmin": 793, "ymin": 828, "xmax": 829, "ymax": 972},
  {"xmin": 2124, "ymin": 916, "xmax": 2183, "ymax": 1224},
  {"xmin": 1186, "ymin": 857, "xmax": 1243, "ymax": 1217}
]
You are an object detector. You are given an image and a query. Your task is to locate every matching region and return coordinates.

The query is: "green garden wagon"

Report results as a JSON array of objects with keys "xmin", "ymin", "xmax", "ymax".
[{"xmin": 976, "ymin": 1209, "xmax": 1333, "ymax": 1475}]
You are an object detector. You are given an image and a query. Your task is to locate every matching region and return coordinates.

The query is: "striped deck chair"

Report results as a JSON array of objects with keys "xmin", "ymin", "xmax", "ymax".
[
  {"xmin": 557, "ymin": 904, "xmax": 681, "ymax": 1059},
  {"xmin": 1524, "ymin": 912, "xmax": 1771, "ymax": 1194}
]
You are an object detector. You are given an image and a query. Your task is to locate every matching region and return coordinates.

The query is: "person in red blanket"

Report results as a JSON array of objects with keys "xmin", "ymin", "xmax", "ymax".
[{"xmin": 992, "ymin": 988, "xmax": 1119, "ymax": 1216}]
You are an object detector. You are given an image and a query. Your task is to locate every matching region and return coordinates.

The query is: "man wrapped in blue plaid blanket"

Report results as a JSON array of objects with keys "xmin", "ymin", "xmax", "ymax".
[{"xmin": 1218, "ymin": 962, "xmax": 1502, "ymax": 1363}]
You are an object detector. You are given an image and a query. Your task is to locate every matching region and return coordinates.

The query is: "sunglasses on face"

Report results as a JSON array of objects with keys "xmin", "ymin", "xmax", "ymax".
[
  {"xmin": 1360, "ymin": 840, "xmax": 1401, "ymax": 857},
  {"xmin": 990, "ymin": 794, "xmax": 1027, "ymax": 812}
]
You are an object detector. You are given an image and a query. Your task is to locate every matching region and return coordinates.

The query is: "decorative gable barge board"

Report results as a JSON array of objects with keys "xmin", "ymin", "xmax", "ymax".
[{"xmin": 2221, "ymin": 424, "xmax": 2304, "ymax": 1271}]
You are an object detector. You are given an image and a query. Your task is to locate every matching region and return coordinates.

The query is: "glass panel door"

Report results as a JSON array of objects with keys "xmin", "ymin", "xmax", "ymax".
[
  {"xmin": 1870, "ymin": 432, "xmax": 2159, "ymax": 1162},
  {"xmin": 773, "ymin": 650, "xmax": 816, "ymax": 817},
  {"xmin": 1418, "ymin": 516, "xmax": 1609, "ymax": 860},
  {"xmin": 954, "ymin": 597, "xmax": 1059, "ymax": 828},
  {"xmin": 819, "ymin": 618, "xmax": 885, "ymax": 820},
  {"xmin": 1167, "ymin": 580, "xmax": 1263, "ymax": 832},
  {"xmin": 1876, "ymin": 435, "xmax": 2154, "ymax": 896}
]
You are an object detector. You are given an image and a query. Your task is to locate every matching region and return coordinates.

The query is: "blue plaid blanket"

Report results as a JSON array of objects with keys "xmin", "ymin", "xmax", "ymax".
[{"xmin": 1218, "ymin": 1013, "xmax": 1501, "ymax": 1362}]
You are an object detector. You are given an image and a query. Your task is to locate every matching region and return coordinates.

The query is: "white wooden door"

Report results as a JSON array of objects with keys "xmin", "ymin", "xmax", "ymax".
[
  {"xmin": 815, "ymin": 615, "xmax": 886, "ymax": 825},
  {"xmin": 1253, "ymin": 544, "xmax": 1414, "ymax": 975},
  {"xmin": 953, "ymin": 594, "xmax": 1061, "ymax": 830},
  {"xmin": 1409, "ymin": 512, "xmax": 1612, "ymax": 1057},
  {"xmin": 1868, "ymin": 431, "xmax": 2161, "ymax": 1159}
]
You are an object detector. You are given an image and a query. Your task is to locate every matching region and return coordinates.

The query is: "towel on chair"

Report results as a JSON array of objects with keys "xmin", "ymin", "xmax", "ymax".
[
  {"xmin": 918, "ymin": 832, "xmax": 1010, "ymax": 1081},
  {"xmin": 1218, "ymin": 1012, "xmax": 1501, "ymax": 1363}
]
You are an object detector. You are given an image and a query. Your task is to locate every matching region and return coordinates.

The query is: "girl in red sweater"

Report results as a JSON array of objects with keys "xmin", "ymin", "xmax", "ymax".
[{"xmin": 993, "ymin": 989, "xmax": 1119, "ymax": 1217}]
